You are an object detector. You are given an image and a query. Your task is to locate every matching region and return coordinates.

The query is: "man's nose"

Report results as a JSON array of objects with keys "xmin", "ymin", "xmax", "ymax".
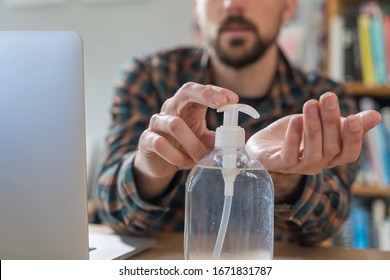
[{"xmin": 223, "ymin": 0, "xmax": 246, "ymax": 14}]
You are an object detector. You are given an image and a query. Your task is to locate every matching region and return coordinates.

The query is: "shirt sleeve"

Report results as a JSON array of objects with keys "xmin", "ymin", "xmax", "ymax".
[
  {"xmin": 274, "ymin": 84, "xmax": 358, "ymax": 245},
  {"xmin": 95, "ymin": 59, "xmax": 182, "ymax": 234},
  {"xmin": 274, "ymin": 164, "xmax": 355, "ymax": 244}
]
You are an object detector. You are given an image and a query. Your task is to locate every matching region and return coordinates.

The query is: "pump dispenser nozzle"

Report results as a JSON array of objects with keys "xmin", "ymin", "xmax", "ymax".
[
  {"xmin": 211, "ymin": 103, "xmax": 260, "ymax": 259},
  {"xmin": 215, "ymin": 104, "xmax": 260, "ymax": 149},
  {"xmin": 215, "ymin": 104, "xmax": 260, "ymax": 196},
  {"xmin": 219, "ymin": 103, "xmax": 260, "ymax": 126}
]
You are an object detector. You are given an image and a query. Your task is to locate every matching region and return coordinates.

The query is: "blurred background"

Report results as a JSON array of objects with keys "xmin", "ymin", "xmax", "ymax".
[
  {"xmin": 0, "ymin": 0, "xmax": 194, "ymax": 192},
  {"xmin": 0, "ymin": 0, "xmax": 321, "ymax": 193}
]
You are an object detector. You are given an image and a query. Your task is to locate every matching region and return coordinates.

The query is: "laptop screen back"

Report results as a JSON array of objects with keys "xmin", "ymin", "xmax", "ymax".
[{"xmin": 0, "ymin": 31, "xmax": 89, "ymax": 259}]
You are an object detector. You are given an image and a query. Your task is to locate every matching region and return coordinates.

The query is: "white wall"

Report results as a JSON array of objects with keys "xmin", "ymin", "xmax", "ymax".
[{"xmin": 0, "ymin": 0, "xmax": 193, "ymax": 187}]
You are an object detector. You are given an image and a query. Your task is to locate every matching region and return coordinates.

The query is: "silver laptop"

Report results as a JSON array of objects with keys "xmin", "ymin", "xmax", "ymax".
[{"xmin": 0, "ymin": 31, "xmax": 154, "ymax": 260}]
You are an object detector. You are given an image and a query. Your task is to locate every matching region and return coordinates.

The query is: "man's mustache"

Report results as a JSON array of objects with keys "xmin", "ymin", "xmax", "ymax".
[{"xmin": 218, "ymin": 15, "xmax": 258, "ymax": 33}]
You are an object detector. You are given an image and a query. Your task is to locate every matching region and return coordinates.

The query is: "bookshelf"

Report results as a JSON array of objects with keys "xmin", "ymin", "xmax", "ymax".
[
  {"xmin": 345, "ymin": 82, "xmax": 390, "ymax": 96},
  {"xmin": 324, "ymin": 0, "xmax": 390, "ymax": 251},
  {"xmin": 352, "ymin": 184, "xmax": 390, "ymax": 198},
  {"xmin": 326, "ymin": 0, "xmax": 390, "ymax": 96},
  {"xmin": 325, "ymin": 0, "xmax": 390, "ymax": 197}
]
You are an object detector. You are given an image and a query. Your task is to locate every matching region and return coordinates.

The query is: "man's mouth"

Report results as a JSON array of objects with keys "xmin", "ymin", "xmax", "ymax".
[
  {"xmin": 218, "ymin": 14, "xmax": 257, "ymax": 38},
  {"xmin": 219, "ymin": 23, "xmax": 254, "ymax": 39},
  {"xmin": 220, "ymin": 23, "xmax": 253, "ymax": 32}
]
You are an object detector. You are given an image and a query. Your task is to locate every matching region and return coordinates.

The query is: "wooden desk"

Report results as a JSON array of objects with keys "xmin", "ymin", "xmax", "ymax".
[{"xmin": 89, "ymin": 224, "xmax": 390, "ymax": 260}]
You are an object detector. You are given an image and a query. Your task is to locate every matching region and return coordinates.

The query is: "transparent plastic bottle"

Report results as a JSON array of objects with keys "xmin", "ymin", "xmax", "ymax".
[{"xmin": 184, "ymin": 104, "xmax": 274, "ymax": 260}]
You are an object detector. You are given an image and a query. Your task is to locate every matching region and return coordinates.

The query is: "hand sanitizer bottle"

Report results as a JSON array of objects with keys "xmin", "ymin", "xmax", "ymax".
[{"xmin": 184, "ymin": 104, "xmax": 274, "ymax": 260}]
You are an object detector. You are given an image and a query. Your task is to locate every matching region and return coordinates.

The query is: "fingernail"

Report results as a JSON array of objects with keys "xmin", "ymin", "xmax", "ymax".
[
  {"xmin": 308, "ymin": 103, "xmax": 319, "ymax": 118},
  {"xmin": 211, "ymin": 94, "xmax": 227, "ymax": 106},
  {"xmin": 323, "ymin": 93, "xmax": 337, "ymax": 110},
  {"xmin": 348, "ymin": 117, "xmax": 361, "ymax": 132},
  {"xmin": 293, "ymin": 115, "xmax": 303, "ymax": 130}
]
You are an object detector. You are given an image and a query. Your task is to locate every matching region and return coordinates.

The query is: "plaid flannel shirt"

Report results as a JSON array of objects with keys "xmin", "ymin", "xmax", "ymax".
[{"xmin": 96, "ymin": 47, "xmax": 358, "ymax": 245}]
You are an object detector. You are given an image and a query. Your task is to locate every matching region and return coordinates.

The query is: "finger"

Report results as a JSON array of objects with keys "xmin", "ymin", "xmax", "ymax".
[
  {"xmin": 138, "ymin": 129, "xmax": 194, "ymax": 168},
  {"xmin": 301, "ymin": 100, "xmax": 323, "ymax": 164},
  {"xmin": 319, "ymin": 92, "xmax": 342, "ymax": 162},
  {"xmin": 149, "ymin": 113, "xmax": 210, "ymax": 162},
  {"xmin": 327, "ymin": 115, "xmax": 363, "ymax": 168},
  {"xmin": 201, "ymin": 130, "xmax": 216, "ymax": 150},
  {"xmin": 357, "ymin": 110, "xmax": 382, "ymax": 133},
  {"xmin": 280, "ymin": 115, "xmax": 303, "ymax": 167},
  {"xmin": 161, "ymin": 82, "xmax": 239, "ymax": 114}
]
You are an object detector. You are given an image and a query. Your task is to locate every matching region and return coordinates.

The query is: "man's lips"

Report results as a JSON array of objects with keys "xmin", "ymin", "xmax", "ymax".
[{"xmin": 220, "ymin": 24, "xmax": 253, "ymax": 32}]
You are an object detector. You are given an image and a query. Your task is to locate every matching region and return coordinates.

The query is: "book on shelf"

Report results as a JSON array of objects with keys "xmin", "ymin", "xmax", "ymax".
[
  {"xmin": 369, "ymin": 2, "xmax": 388, "ymax": 85},
  {"xmin": 328, "ymin": 15, "xmax": 345, "ymax": 82},
  {"xmin": 358, "ymin": 97, "xmax": 390, "ymax": 186},
  {"xmin": 371, "ymin": 198, "xmax": 390, "ymax": 251},
  {"xmin": 351, "ymin": 206, "xmax": 370, "ymax": 249},
  {"xmin": 344, "ymin": 6, "xmax": 363, "ymax": 82},
  {"xmin": 358, "ymin": 13, "xmax": 376, "ymax": 86},
  {"xmin": 379, "ymin": 105, "xmax": 390, "ymax": 186},
  {"xmin": 384, "ymin": 14, "xmax": 390, "ymax": 83}
]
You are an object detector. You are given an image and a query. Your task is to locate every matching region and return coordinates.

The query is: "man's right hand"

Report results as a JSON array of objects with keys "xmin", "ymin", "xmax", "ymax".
[{"xmin": 134, "ymin": 82, "xmax": 239, "ymax": 200}]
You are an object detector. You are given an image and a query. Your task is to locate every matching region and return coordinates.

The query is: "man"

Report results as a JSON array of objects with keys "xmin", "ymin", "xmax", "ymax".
[{"xmin": 96, "ymin": 0, "xmax": 381, "ymax": 244}]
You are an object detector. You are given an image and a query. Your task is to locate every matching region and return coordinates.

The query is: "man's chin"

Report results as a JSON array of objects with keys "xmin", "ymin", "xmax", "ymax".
[
  {"xmin": 218, "ymin": 45, "xmax": 252, "ymax": 59},
  {"xmin": 215, "ymin": 48, "xmax": 266, "ymax": 69}
]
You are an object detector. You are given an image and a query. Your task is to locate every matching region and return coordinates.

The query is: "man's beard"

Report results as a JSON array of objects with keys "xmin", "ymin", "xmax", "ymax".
[{"xmin": 211, "ymin": 15, "xmax": 275, "ymax": 69}]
